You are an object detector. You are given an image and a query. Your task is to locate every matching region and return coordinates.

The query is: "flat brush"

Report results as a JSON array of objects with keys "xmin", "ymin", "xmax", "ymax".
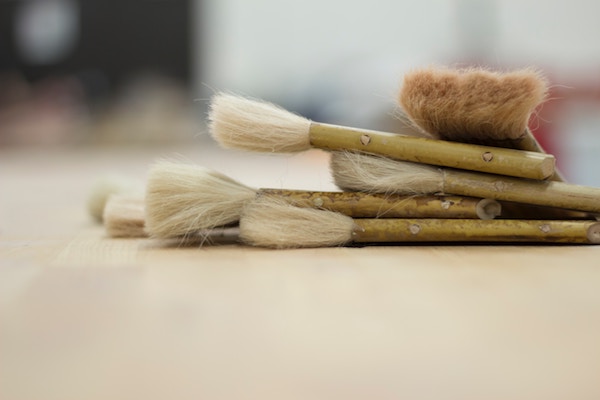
[
  {"xmin": 399, "ymin": 66, "xmax": 548, "ymax": 152},
  {"xmin": 239, "ymin": 196, "xmax": 600, "ymax": 248},
  {"xmin": 208, "ymin": 93, "xmax": 555, "ymax": 180},
  {"xmin": 330, "ymin": 152, "xmax": 600, "ymax": 214},
  {"xmin": 145, "ymin": 161, "xmax": 501, "ymax": 238}
]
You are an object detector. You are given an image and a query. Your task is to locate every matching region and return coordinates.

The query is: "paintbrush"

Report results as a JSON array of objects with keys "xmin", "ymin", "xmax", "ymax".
[
  {"xmin": 239, "ymin": 196, "xmax": 600, "ymax": 248},
  {"xmin": 145, "ymin": 161, "xmax": 501, "ymax": 238},
  {"xmin": 398, "ymin": 66, "xmax": 599, "ymax": 220},
  {"xmin": 399, "ymin": 66, "xmax": 547, "ymax": 150},
  {"xmin": 398, "ymin": 66, "xmax": 570, "ymax": 180},
  {"xmin": 330, "ymin": 152, "xmax": 600, "ymax": 214},
  {"xmin": 208, "ymin": 93, "xmax": 555, "ymax": 180},
  {"xmin": 103, "ymin": 193, "xmax": 241, "ymax": 244},
  {"xmin": 87, "ymin": 175, "xmax": 142, "ymax": 222},
  {"xmin": 103, "ymin": 194, "xmax": 147, "ymax": 238}
]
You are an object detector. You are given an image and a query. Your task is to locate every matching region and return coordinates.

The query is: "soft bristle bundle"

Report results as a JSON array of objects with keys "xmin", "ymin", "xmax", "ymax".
[
  {"xmin": 330, "ymin": 151, "xmax": 443, "ymax": 194},
  {"xmin": 208, "ymin": 93, "xmax": 312, "ymax": 152},
  {"xmin": 87, "ymin": 175, "xmax": 141, "ymax": 222},
  {"xmin": 103, "ymin": 194, "xmax": 146, "ymax": 238},
  {"xmin": 399, "ymin": 66, "xmax": 548, "ymax": 142},
  {"xmin": 239, "ymin": 196, "xmax": 355, "ymax": 248},
  {"xmin": 145, "ymin": 161, "xmax": 256, "ymax": 238}
]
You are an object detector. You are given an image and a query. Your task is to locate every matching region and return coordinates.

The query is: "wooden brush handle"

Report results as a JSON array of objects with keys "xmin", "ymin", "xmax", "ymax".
[
  {"xmin": 352, "ymin": 219, "xmax": 600, "ymax": 244},
  {"xmin": 444, "ymin": 170, "xmax": 600, "ymax": 213},
  {"xmin": 259, "ymin": 189, "xmax": 501, "ymax": 219},
  {"xmin": 308, "ymin": 122, "xmax": 555, "ymax": 180},
  {"xmin": 516, "ymin": 128, "xmax": 566, "ymax": 182}
]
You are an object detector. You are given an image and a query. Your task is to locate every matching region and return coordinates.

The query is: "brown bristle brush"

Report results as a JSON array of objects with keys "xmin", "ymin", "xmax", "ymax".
[
  {"xmin": 330, "ymin": 152, "xmax": 600, "ymax": 215},
  {"xmin": 398, "ymin": 66, "xmax": 600, "ymax": 220},
  {"xmin": 144, "ymin": 161, "xmax": 501, "ymax": 239},
  {"xmin": 239, "ymin": 196, "xmax": 600, "ymax": 248},
  {"xmin": 208, "ymin": 93, "xmax": 555, "ymax": 180},
  {"xmin": 398, "ymin": 66, "xmax": 548, "ymax": 152}
]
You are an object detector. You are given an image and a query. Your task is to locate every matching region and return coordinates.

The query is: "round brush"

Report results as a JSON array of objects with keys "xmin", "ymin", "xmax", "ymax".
[
  {"xmin": 208, "ymin": 92, "xmax": 555, "ymax": 180},
  {"xmin": 330, "ymin": 152, "xmax": 600, "ymax": 214},
  {"xmin": 145, "ymin": 161, "xmax": 501, "ymax": 238},
  {"xmin": 239, "ymin": 196, "xmax": 600, "ymax": 248}
]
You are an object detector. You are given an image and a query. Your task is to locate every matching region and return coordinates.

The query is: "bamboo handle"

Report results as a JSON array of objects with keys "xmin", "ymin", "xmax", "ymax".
[
  {"xmin": 515, "ymin": 128, "xmax": 566, "ymax": 182},
  {"xmin": 259, "ymin": 189, "xmax": 501, "ymax": 219},
  {"xmin": 444, "ymin": 170, "xmax": 600, "ymax": 214},
  {"xmin": 352, "ymin": 219, "xmax": 600, "ymax": 244},
  {"xmin": 309, "ymin": 122, "xmax": 555, "ymax": 180}
]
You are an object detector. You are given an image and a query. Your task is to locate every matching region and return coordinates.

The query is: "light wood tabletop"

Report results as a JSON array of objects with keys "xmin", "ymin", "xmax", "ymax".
[{"xmin": 2, "ymin": 143, "xmax": 600, "ymax": 400}]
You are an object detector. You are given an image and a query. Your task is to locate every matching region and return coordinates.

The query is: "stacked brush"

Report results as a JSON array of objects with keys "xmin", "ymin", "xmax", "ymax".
[{"xmin": 100, "ymin": 66, "xmax": 600, "ymax": 248}]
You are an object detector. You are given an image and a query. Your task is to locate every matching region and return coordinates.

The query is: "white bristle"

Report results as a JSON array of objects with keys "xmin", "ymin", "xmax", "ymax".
[
  {"xmin": 103, "ymin": 194, "xmax": 146, "ymax": 238},
  {"xmin": 330, "ymin": 151, "xmax": 443, "ymax": 194},
  {"xmin": 87, "ymin": 175, "xmax": 141, "ymax": 222},
  {"xmin": 239, "ymin": 196, "xmax": 355, "ymax": 248},
  {"xmin": 208, "ymin": 93, "xmax": 312, "ymax": 152},
  {"xmin": 145, "ymin": 161, "xmax": 256, "ymax": 238}
]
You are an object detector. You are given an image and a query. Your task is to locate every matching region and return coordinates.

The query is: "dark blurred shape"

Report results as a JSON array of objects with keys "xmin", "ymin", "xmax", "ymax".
[
  {"xmin": 0, "ymin": 0, "xmax": 196, "ymax": 146},
  {"xmin": 1, "ymin": 0, "xmax": 192, "ymax": 104}
]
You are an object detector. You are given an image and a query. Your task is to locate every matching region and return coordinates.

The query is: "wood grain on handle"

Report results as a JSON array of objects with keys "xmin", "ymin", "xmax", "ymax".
[
  {"xmin": 443, "ymin": 170, "xmax": 600, "ymax": 214},
  {"xmin": 259, "ymin": 189, "xmax": 501, "ymax": 219},
  {"xmin": 352, "ymin": 219, "xmax": 600, "ymax": 244},
  {"xmin": 309, "ymin": 123, "xmax": 555, "ymax": 180}
]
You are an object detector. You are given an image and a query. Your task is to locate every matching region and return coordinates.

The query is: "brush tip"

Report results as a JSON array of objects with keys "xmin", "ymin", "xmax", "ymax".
[
  {"xmin": 145, "ymin": 161, "xmax": 256, "ymax": 238},
  {"xmin": 239, "ymin": 196, "xmax": 355, "ymax": 248},
  {"xmin": 87, "ymin": 175, "xmax": 142, "ymax": 222},
  {"xmin": 399, "ymin": 66, "xmax": 548, "ymax": 142},
  {"xmin": 330, "ymin": 151, "xmax": 443, "ymax": 195},
  {"xmin": 208, "ymin": 92, "xmax": 312, "ymax": 153},
  {"xmin": 103, "ymin": 194, "xmax": 146, "ymax": 238}
]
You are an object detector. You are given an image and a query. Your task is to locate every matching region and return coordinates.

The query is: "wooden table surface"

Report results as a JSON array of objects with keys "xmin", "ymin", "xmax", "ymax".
[{"xmin": 2, "ymin": 143, "xmax": 600, "ymax": 400}]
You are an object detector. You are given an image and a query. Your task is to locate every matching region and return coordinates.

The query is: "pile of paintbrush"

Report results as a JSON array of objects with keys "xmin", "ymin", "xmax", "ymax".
[{"xmin": 101, "ymin": 66, "xmax": 600, "ymax": 248}]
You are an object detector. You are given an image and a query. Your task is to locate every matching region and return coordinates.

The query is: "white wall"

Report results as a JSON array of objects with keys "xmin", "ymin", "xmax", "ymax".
[
  {"xmin": 196, "ymin": 0, "xmax": 600, "ymax": 96},
  {"xmin": 195, "ymin": 0, "xmax": 460, "ymax": 125},
  {"xmin": 193, "ymin": 0, "xmax": 600, "ymax": 184}
]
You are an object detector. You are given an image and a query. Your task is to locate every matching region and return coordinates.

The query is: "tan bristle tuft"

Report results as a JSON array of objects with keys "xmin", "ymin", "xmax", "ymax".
[
  {"xmin": 145, "ymin": 161, "xmax": 256, "ymax": 238},
  {"xmin": 330, "ymin": 151, "xmax": 443, "ymax": 194},
  {"xmin": 103, "ymin": 194, "xmax": 147, "ymax": 238},
  {"xmin": 239, "ymin": 196, "xmax": 355, "ymax": 248},
  {"xmin": 399, "ymin": 67, "xmax": 548, "ymax": 142},
  {"xmin": 208, "ymin": 93, "xmax": 312, "ymax": 152}
]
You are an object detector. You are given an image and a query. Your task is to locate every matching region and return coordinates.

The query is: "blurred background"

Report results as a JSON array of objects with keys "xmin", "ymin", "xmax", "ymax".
[{"xmin": 1, "ymin": 0, "xmax": 600, "ymax": 185}]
